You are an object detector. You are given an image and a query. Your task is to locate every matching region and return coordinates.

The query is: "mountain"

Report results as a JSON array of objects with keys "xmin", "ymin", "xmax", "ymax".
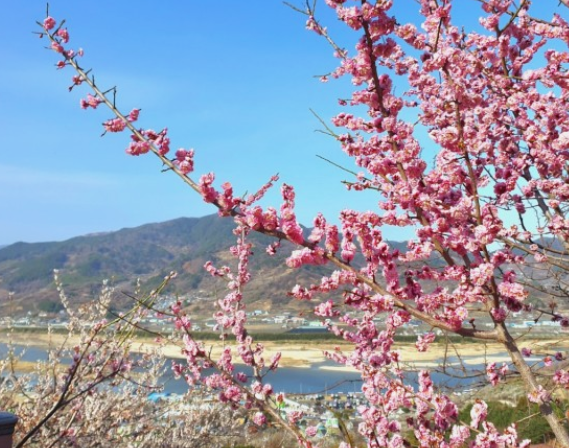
[
  {"xmin": 1, "ymin": 214, "xmax": 559, "ymax": 319},
  {"xmin": 0, "ymin": 214, "xmax": 334, "ymax": 316}
]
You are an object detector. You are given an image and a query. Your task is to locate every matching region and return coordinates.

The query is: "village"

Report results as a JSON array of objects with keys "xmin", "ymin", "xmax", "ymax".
[{"xmin": 4, "ymin": 291, "xmax": 567, "ymax": 339}]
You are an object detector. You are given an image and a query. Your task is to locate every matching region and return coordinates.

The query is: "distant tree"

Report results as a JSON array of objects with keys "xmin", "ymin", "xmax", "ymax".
[
  {"xmin": 39, "ymin": 1, "xmax": 569, "ymax": 446},
  {"xmin": 37, "ymin": 299, "xmax": 63, "ymax": 314}
]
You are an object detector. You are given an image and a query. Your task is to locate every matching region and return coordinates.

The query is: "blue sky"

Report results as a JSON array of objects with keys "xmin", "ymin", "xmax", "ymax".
[
  {"xmin": 0, "ymin": 2, "xmax": 560, "ymax": 245},
  {"xmin": 1, "ymin": 1, "xmax": 373, "ymax": 245}
]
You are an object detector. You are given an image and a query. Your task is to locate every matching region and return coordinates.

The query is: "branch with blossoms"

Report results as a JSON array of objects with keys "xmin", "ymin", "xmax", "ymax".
[
  {"xmin": 98, "ymin": 265, "xmax": 313, "ymax": 443},
  {"xmin": 2, "ymin": 274, "xmax": 254, "ymax": 448},
  {"xmin": 14, "ymin": 324, "xmax": 131, "ymax": 448},
  {"xmin": 2, "ymin": 276, "xmax": 159, "ymax": 447},
  {"xmin": 37, "ymin": 1, "xmax": 569, "ymax": 447},
  {"xmin": 37, "ymin": 15, "xmax": 509, "ymax": 342},
  {"xmin": 167, "ymin": 228, "xmax": 318, "ymax": 445}
]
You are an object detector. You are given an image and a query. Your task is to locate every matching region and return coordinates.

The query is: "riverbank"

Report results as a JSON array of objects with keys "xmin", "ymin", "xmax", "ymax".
[{"xmin": 1, "ymin": 330, "xmax": 566, "ymax": 372}]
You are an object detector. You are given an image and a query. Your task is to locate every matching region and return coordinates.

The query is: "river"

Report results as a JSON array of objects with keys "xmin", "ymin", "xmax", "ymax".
[{"xmin": 0, "ymin": 343, "xmax": 496, "ymax": 394}]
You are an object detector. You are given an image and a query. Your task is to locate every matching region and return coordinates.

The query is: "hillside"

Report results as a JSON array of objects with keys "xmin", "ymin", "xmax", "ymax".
[
  {"xmin": 0, "ymin": 214, "xmax": 336, "ymax": 316},
  {"xmin": 0, "ymin": 214, "xmax": 557, "ymax": 319}
]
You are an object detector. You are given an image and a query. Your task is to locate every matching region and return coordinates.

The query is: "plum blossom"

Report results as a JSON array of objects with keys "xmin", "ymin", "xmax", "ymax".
[
  {"xmin": 80, "ymin": 94, "xmax": 101, "ymax": 109},
  {"xmin": 528, "ymin": 385, "xmax": 551, "ymax": 404},
  {"xmin": 450, "ymin": 425, "xmax": 470, "ymax": 447},
  {"xmin": 103, "ymin": 117, "xmax": 127, "ymax": 133},
  {"xmin": 433, "ymin": 395, "xmax": 457, "ymax": 430},
  {"xmin": 56, "ymin": 28, "xmax": 69, "ymax": 43},
  {"xmin": 470, "ymin": 400, "xmax": 488, "ymax": 428},
  {"xmin": 305, "ymin": 426, "xmax": 318, "ymax": 437},
  {"xmin": 553, "ymin": 370, "xmax": 569, "ymax": 388},
  {"xmin": 288, "ymin": 410, "xmax": 304, "ymax": 424},
  {"xmin": 127, "ymin": 108, "xmax": 140, "ymax": 122},
  {"xmin": 51, "ymin": 41, "xmax": 64, "ymax": 53},
  {"xmin": 43, "ymin": 16, "xmax": 56, "ymax": 30},
  {"xmin": 415, "ymin": 332, "xmax": 435, "ymax": 352},
  {"xmin": 491, "ymin": 307, "xmax": 507, "ymax": 322},
  {"xmin": 252, "ymin": 412, "xmax": 267, "ymax": 426}
]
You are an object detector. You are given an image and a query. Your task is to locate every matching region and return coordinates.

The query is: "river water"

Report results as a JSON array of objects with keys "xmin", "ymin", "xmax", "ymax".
[{"xmin": 0, "ymin": 343, "xmax": 497, "ymax": 394}]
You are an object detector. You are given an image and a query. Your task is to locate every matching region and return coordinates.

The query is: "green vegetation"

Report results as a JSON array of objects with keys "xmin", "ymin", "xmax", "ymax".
[
  {"xmin": 37, "ymin": 300, "xmax": 64, "ymax": 313},
  {"xmin": 0, "ymin": 327, "xmax": 512, "ymax": 345},
  {"xmin": 459, "ymin": 398, "xmax": 567, "ymax": 443},
  {"xmin": 9, "ymin": 250, "xmax": 67, "ymax": 285},
  {"xmin": 190, "ymin": 331, "xmax": 342, "ymax": 342}
]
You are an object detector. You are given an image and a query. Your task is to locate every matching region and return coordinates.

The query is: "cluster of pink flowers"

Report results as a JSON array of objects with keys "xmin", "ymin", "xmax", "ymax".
[
  {"xmin": 486, "ymin": 362, "xmax": 509, "ymax": 386},
  {"xmin": 415, "ymin": 332, "xmax": 435, "ymax": 352},
  {"xmin": 280, "ymin": 184, "xmax": 304, "ymax": 245},
  {"xmin": 103, "ymin": 117, "xmax": 127, "ymax": 133},
  {"xmin": 41, "ymin": 0, "xmax": 569, "ymax": 445},
  {"xmin": 80, "ymin": 93, "xmax": 101, "ymax": 109},
  {"xmin": 554, "ymin": 370, "xmax": 569, "ymax": 389},
  {"xmin": 528, "ymin": 385, "xmax": 551, "ymax": 404}
]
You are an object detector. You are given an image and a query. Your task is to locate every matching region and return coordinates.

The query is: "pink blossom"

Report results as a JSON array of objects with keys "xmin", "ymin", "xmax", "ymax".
[
  {"xmin": 171, "ymin": 301, "xmax": 182, "ymax": 315},
  {"xmin": 543, "ymin": 356, "xmax": 553, "ymax": 367},
  {"xmin": 470, "ymin": 400, "xmax": 488, "ymax": 428},
  {"xmin": 262, "ymin": 384, "xmax": 273, "ymax": 396},
  {"xmin": 127, "ymin": 109, "xmax": 140, "ymax": 122},
  {"xmin": 56, "ymin": 28, "xmax": 69, "ymax": 43},
  {"xmin": 103, "ymin": 117, "xmax": 127, "ymax": 133},
  {"xmin": 175, "ymin": 149, "xmax": 195, "ymax": 174},
  {"xmin": 43, "ymin": 16, "xmax": 56, "ymax": 30},
  {"xmin": 80, "ymin": 93, "xmax": 101, "ymax": 110},
  {"xmin": 71, "ymin": 75, "xmax": 82, "ymax": 86},
  {"xmin": 528, "ymin": 385, "xmax": 550, "ymax": 404},
  {"xmin": 141, "ymin": 128, "xmax": 171, "ymax": 155},
  {"xmin": 126, "ymin": 140, "xmax": 150, "ymax": 156},
  {"xmin": 198, "ymin": 173, "xmax": 219, "ymax": 204},
  {"xmin": 51, "ymin": 41, "xmax": 64, "ymax": 53},
  {"xmin": 252, "ymin": 412, "xmax": 266, "ymax": 426},
  {"xmin": 306, "ymin": 16, "xmax": 324, "ymax": 35},
  {"xmin": 433, "ymin": 395, "xmax": 457, "ymax": 430},
  {"xmin": 498, "ymin": 279, "xmax": 528, "ymax": 304},
  {"xmin": 290, "ymin": 284, "xmax": 313, "ymax": 300},
  {"xmin": 415, "ymin": 332, "xmax": 436, "ymax": 352},
  {"xmin": 314, "ymin": 300, "xmax": 337, "ymax": 317},
  {"xmin": 449, "ymin": 425, "xmax": 470, "ymax": 446},
  {"xmin": 486, "ymin": 362, "xmax": 500, "ymax": 386},
  {"xmin": 305, "ymin": 426, "xmax": 318, "ymax": 437},
  {"xmin": 470, "ymin": 262, "xmax": 494, "ymax": 286},
  {"xmin": 553, "ymin": 370, "xmax": 569, "ymax": 388},
  {"xmin": 269, "ymin": 352, "xmax": 281, "ymax": 371},
  {"xmin": 288, "ymin": 410, "xmax": 304, "ymax": 424},
  {"xmin": 491, "ymin": 307, "xmax": 507, "ymax": 322}
]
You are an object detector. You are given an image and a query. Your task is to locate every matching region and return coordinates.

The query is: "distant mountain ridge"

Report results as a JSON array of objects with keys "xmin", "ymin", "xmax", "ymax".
[
  {"xmin": 0, "ymin": 214, "xmax": 337, "ymax": 315},
  {"xmin": 0, "ymin": 214, "xmax": 556, "ymax": 317}
]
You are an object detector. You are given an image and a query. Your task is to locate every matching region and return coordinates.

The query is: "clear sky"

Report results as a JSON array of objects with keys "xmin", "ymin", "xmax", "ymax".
[
  {"xmin": 1, "ymin": 1, "xmax": 372, "ymax": 245},
  {"xmin": 0, "ymin": 2, "xmax": 559, "ymax": 246}
]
